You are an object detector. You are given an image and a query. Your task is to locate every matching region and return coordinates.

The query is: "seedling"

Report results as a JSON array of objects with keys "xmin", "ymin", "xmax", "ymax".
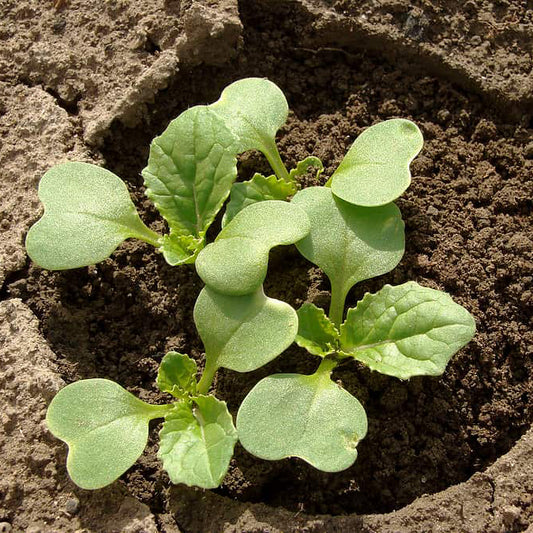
[
  {"xmin": 27, "ymin": 77, "xmax": 475, "ymax": 490},
  {"xmin": 43, "ymin": 199, "xmax": 305, "ymax": 489}
]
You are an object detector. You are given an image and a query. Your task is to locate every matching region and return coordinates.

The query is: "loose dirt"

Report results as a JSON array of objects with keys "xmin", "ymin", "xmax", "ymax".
[{"xmin": 1, "ymin": 1, "xmax": 532, "ymax": 532}]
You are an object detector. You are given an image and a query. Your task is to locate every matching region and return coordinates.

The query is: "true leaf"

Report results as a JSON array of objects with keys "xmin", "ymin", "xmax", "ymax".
[
  {"xmin": 223, "ymin": 173, "xmax": 296, "ymax": 227},
  {"xmin": 158, "ymin": 395, "xmax": 238, "ymax": 489},
  {"xmin": 194, "ymin": 286, "xmax": 298, "ymax": 372},
  {"xmin": 292, "ymin": 186, "xmax": 404, "ymax": 316},
  {"xmin": 26, "ymin": 162, "xmax": 161, "ymax": 270},
  {"xmin": 157, "ymin": 352, "xmax": 197, "ymax": 398},
  {"xmin": 289, "ymin": 156, "xmax": 324, "ymax": 182},
  {"xmin": 237, "ymin": 370, "xmax": 368, "ymax": 472},
  {"xmin": 339, "ymin": 282, "xmax": 476, "ymax": 379},
  {"xmin": 210, "ymin": 78, "xmax": 288, "ymax": 169},
  {"xmin": 46, "ymin": 379, "xmax": 170, "ymax": 490},
  {"xmin": 296, "ymin": 303, "xmax": 339, "ymax": 357},
  {"xmin": 142, "ymin": 105, "xmax": 238, "ymax": 264},
  {"xmin": 158, "ymin": 234, "xmax": 204, "ymax": 266},
  {"xmin": 196, "ymin": 200, "xmax": 310, "ymax": 296},
  {"xmin": 330, "ymin": 119, "xmax": 423, "ymax": 206}
]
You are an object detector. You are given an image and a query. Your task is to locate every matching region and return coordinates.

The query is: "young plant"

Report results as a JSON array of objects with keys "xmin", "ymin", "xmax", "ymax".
[
  {"xmin": 233, "ymin": 124, "xmax": 476, "ymax": 473},
  {"xmin": 43, "ymin": 199, "xmax": 307, "ymax": 489},
  {"xmin": 27, "ymin": 77, "xmax": 476, "ymax": 490},
  {"xmin": 26, "ymin": 78, "xmax": 303, "ymax": 269}
]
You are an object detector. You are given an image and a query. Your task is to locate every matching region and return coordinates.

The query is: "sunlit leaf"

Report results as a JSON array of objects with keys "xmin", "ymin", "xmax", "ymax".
[
  {"xmin": 330, "ymin": 119, "xmax": 423, "ymax": 206},
  {"xmin": 196, "ymin": 200, "xmax": 310, "ymax": 296},
  {"xmin": 158, "ymin": 395, "xmax": 237, "ymax": 489},
  {"xmin": 340, "ymin": 282, "xmax": 476, "ymax": 379},
  {"xmin": 237, "ymin": 369, "xmax": 367, "ymax": 472},
  {"xmin": 46, "ymin": 379, "xmax": 170, "ymax": 489},
  {"xmin": 26, "ymin": 162, "xmax": 161, "ymax": 270},
  {"xmin": 194, "ymin": 286, "xmax": 298, "ymax": 372}
]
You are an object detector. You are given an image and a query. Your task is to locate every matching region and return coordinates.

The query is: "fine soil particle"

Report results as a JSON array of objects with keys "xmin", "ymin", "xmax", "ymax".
[{"xmin": 6, "ymin": 0, "xmax": 532, "ymax": 523}]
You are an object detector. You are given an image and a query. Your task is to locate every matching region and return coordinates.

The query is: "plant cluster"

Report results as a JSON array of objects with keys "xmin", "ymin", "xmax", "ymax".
[{"xmin": 26, "ymin": 78, "xmax": 476, "ymax": 490}]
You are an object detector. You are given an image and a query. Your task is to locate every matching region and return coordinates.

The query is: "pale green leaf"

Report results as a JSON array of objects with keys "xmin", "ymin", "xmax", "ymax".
[
  {"xmin": 296, "ymin": 303, "xmax": 339, "ymax": 357},
  {"xmin": 142, "ymin": 105, "xmax": 238, "ymax": 264},
  {"xmin": 223, "ymin": 173, "xmax": 296, "ymax": 227},
  {"xmin": 159, "ymin": 234, "xmax": 204, "ymax": 266},
  {"xmin": 196, "ymin": 200, "xmax": 310, "ymax": 296},
  {"xmin": 157, "ymin": 352, "xmax": 197, "ymax": 398},
  {"xmin": 330, "ymin": 119, "xmax": 423, "ymax": 206},
  {"xmin": 340, "ymin": 282, "xmax": 476, "ymax": 379},
  {"xmin": 194, "ymin": 286, "xmax": 298, "ymax": 373},
  {"xmin": 210, "ymin": 78, "xmax": 288, "ymax": 156},
  {"xmin": 158, "ymin": 395, "xmax": 238, "ymax": 489},
  {"xmin": 46, "ymin": 379, "xmax": 170, "ymax": 489},
  {"xmin": 289, "ymin": 156, "xmax": 324, "ymax": 182},
  {"xmin": 26, "ymin": 162, "xmax": 161, "ymax": 270},
  {"xmin": 237, "ymin": 370, "xmax": 367, "ymax": 472},
  {"xmin": 292, "ymin": 186, "xmax": 404, "ymax": 310}
]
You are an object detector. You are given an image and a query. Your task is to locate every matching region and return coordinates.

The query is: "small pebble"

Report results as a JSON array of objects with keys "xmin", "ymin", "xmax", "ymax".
[
  {"xmin": 437, "ymin": 109, "xmax": 451, "ymax": 124},
  {"xmin": 427, "ymin": 206, "xmax": 439, "ymax": 216},
  {"xmin": 65, "ymin": 497, "xmax": 80, "ymax": 516},
  {"xmin": 0, "ymin": 523, "xmax": 12, "ymax": 533}
]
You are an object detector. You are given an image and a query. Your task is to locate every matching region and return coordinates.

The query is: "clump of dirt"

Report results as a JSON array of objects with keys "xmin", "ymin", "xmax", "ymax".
[{"xmin": 6, "ymin": 0, "xmax": 532, "ymax": 523}]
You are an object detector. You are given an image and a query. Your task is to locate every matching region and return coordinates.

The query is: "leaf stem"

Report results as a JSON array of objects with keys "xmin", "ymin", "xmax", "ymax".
[
  {"xmin": 329, "ymin": 282, "xmax": 347, "ymax": 328},
  {"xmin": 132, "ymin": 225, "xmax": 163, "ymax": 248},
  {"xmin": 263, "ymin": 140, "xmax": 291, "ymax": 183},
  {"xmin": 315, "ymin": 357, "xmax": 337, "ymax": 377},
  {"xmin": 147, "ymin": 403, "xmax": 175, "ymax": 420},
  {"xmin": 197, "ymin": 357, "xmax": 218, "ymax": 395}
]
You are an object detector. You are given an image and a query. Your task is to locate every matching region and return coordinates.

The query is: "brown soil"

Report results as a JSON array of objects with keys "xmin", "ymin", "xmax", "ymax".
[{"xmin": 1, "ymin": 1, "xmax": 532, "ymax": 532}]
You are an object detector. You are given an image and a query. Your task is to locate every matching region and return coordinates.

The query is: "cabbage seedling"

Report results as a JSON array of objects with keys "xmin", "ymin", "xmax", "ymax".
[
  {"xmin": 43, "ymin": 200, "xmax": 305, "ymax": 490},
  {"xmin": 26, "ymin": 78, "xmax": 301, "ymax": 268},
  {"xmin": 27, "ymin": 76, "xmax": 476, "ymax": 489},
  {"xmin": 235, "ymin": 128, "xmax": 476, "ymax": 472}
]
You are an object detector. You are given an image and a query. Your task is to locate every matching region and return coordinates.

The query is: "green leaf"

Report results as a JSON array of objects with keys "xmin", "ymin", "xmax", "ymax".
[
  {"xmin": 158, "ymin": 234, "xmax": 204, "ymax": 266},
  {"xmin": 157, "ymin": 352, "xmax": 197, "ymax": 399},
  {"xmin": 223, "ymin": 173, "xmax": 296, "ymax": 227},
  {"xmin": 330, "ymin": 119, "xmax": 423, "ymax": 206},
  {"xmin": 339, "ymin": 282, "xmax": 476, "ymax": 379},
  {"xmin": 289, "ymin": 156, "xmax": 324, "ymax": 182},
  {"xmin": 296, "ymin": 303, "xmax": 339, "ymax": 357},
  {"xmin": 46, "ymin": 379, "xmax": 170, "ymax": 489},
  {"xmin": 237, "ymin": 369, "xmax": 368, "ymax": 472},
  {"xmin": 210, "ymin": 77, "xmax": 288, "ymax": 156},
  {"xmin": 196, "ymin": 200, "xmax": 310, "ymax": 296},
  {"xmin": 158, "ymin": 395, "xmax": 238, "ymax": 489},
  {"xmin": 292, "ymin": 186, "xmax": 405, "ymax": 309},
  {"xmin": 194, "ymin": 286, "xmax": 298, "ymax": 372},
  {"xmin": 26, "ymin": 162, "xmax": 161, "ymax": 270},
  {"xmin": 142, "ymin": 105, "xmax": 238, "ymax": 264}
]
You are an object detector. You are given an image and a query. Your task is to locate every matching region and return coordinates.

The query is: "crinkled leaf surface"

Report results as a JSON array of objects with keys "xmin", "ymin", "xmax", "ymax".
[
  {"xmin": 158, "ymin": 395, "xmax": 238, "ymax": 489},
  {"xmin": 237, "ymin": 371, "xmax": 368, "ymax": 472},
  {"xmin": 330, "ymin": 119, "xmax": 423, "ymax": 206},
  {"xmin": 194, "ymin": 286, "xmax": 298, "ymax": 372},
  {"xmin": 210, "ymin": 78, "xmax": 288, "ymax": 155},
  {"xmin": 292, "ymin": 186, "xmax": 404, "ymax": 305},
  {"xmin": 340, "ymin": 282, "xmax": 476, "ymax": 379},
  {"xmin": 288, "ymin": 156, "xmax": 324, "ymax": 182},
  {"xmin": 296, "ymin": 303, "xmax": 339, "ymax": 357},
  {"xmin": 157, "ymin": 352, "xmax": 197, "ymax": 398},
  {"xmin": 223, "ymin": 173, "xmax": 296, "ymax": 226},
  {"xmin": 46, "ymin": 379, "xmax": 170, "ymax": 489},
  {"xmin": 142, "ymin": 106, "xmax": 238, "ymax": 264},
  {"xmin": 26, "ymin": 162, "xmax": 160, "ymax": 270},
  {"xmin": 196, "ymin": 200, "xmax": 310, "ymax": 295}
]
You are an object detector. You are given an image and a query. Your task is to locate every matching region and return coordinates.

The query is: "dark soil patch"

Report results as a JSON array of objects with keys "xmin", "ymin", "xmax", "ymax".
[{"xmin": 7, "ymin": 0, "xmax": 532, "ymax": 520}]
